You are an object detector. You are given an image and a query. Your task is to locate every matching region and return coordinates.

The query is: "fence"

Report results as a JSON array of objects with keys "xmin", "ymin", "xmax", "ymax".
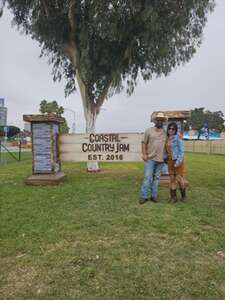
[
  {"xmin": 60, "ymin": 134, "xmax": 225, "ymax": 162},
  {"xmin": 0, "ymin": 140, "xmax": 31, "ymax": 164},
  {"xmin": 1, "ymin": 136, "xmax": 224, "ymax": 165},
  {"xmin": 184, "ymin": 140, "xmax": 225, "ymax": 155}
]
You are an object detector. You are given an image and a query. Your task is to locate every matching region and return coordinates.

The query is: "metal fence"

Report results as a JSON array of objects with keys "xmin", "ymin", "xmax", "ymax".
[
  {"xmin": 184, "ymin": 140, "xmax": 225, "ymax": 155},
  {"xmin": 0, "ymin": 140, "xmax": 31, "ymax": 164}
]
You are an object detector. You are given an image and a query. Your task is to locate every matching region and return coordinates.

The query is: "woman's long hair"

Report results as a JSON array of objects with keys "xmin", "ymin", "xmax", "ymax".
[{"xmin": 167, "ymin": 122, "xmax": 178, "ymax": 136}]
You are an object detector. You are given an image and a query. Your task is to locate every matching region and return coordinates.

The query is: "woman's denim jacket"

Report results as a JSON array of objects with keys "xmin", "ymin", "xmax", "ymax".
[{"xmin": 165, "ymin": 134, "xmax": 184, "ymax": 167}]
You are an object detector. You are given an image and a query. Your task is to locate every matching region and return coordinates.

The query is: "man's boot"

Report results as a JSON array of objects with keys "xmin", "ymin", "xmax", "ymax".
[
  {"xmin": 170, "ymin": 189, "xmax": 177, "ymax": 203},
  {"xmin": 180, "ymin": 188, "xmax": 186, "ymax": 201},
  {"xmin": 139, "ymin": 198, "xmax": 149, "ymax": 205}
]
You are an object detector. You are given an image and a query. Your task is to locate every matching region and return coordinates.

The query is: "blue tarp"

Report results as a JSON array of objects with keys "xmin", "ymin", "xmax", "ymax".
[{"xmin": 183, "ymin": 130, "xmax": 222, "ymax": 140}]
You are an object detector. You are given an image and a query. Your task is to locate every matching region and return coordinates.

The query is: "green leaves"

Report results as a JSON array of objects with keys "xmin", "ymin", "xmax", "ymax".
[
  {"xmin": 39, "ymin": 99, "xmax": 69, "ymax": 133},
  {"xmin": 184, "ymin": 108, "xmax": 225, "ymax": 132},
  {"xmin": 6, "ymin": 0, "xmax": 215, "ymax": 105},
  {"xmin": 0, "ymin": 125, "xmax": 20, "ymax": 137},
  {"xmin": 39, "ymin": 99, "xmax": 64, "ymax": 116}
]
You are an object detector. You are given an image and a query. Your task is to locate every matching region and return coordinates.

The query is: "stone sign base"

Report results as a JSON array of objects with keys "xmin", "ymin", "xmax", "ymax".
[
  {"xmin": 160, "ymin": 175, "xmax": 189, "ymax": 188},
  {"xmin": 25, "ymin": 172, "xmax": 66, "ymax": 186},
  {"xmin": 159, "ymin": 175, "xmax": 170, "ymax": 187}
]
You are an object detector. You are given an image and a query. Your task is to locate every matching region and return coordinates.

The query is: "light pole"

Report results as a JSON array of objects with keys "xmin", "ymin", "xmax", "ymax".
[{"xmin": 64, "ymin": 108, "xmax": 76, "ymax": 133}]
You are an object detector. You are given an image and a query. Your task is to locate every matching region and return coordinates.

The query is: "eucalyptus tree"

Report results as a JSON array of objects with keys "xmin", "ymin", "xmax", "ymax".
[
  {"xmin": 0, "ymin": 0, "xmax": 6, "ymax": 16},
  {"xmin": 3, "ymin": 0, "xmax": 214, "ymax": 169}
]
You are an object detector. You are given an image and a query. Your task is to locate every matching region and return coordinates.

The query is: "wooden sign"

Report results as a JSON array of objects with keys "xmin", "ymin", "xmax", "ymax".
[
  {"xmin": 32, "ymin": 123, "xmax": 52, "ymax": 173},
  {"xmin": 60, "ymin": 133, "xmax": 143, "ymax": 162},
  {"xmin": 52, "ymin": 124, "xmax": 60, "ymax": 172},
  {"xmin": 23, "ymin": 114, "xmax": 65, "ymax": 185}
]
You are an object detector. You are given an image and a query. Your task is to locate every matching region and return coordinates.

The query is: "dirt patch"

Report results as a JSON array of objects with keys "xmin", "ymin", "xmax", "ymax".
[{"xmin": 0, "ymin": 266, "xmax": 37, "ymax": 298}]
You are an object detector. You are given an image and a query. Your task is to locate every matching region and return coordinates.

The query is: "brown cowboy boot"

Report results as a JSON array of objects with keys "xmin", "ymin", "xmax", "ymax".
[
  {"xmin": 180, "ymin": 188, "xmax": 186, "ymax": 201},
  {"xmin": 170, "ymin": 189, "xmax": 178, "ymax": 203}
]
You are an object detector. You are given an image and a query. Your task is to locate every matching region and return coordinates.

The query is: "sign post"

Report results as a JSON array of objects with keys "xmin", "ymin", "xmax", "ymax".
[{"xmin": 23, "ymin": 114, "xmax": 65, "ymax": 185}]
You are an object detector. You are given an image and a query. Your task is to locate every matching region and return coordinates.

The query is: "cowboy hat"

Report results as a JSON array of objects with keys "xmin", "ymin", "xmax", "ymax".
[{"xmin": 153, "ymin": 112, "xmax": 167, "ymax": 120}]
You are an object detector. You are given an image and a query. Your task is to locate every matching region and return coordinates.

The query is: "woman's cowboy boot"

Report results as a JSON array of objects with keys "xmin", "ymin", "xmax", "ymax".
[
  {"xmin": 170, "ymin": 190, "xmax": 177, "ymax": 203},
  {"xmin": 180, "ymin": 188, "xmax": 186, "ymax": 201}
]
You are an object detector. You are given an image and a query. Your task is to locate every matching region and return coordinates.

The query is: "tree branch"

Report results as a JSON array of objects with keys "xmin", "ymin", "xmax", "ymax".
[
  {"xmin": 65, "ymin": 0, "xmax": 80, "ymax": 69},
  {"xmin": 0, "ymin": 0, "xmax": 6, "ymax": 17},
  {"xmin": 67, "ymin": 1, "xmax": 111, "ymax": 115},
  {"xmin": 76, "ymin": 71, "xmax": 89, "ymax": 114},
  {"xmin": 40, "ymin": 0, "xmax": 49, "ymax": 17},
  {"xmin": 95, "ymin": 81, "xmax": 112, "ymax": 113},
  {"xmin": 65, "ymin": 1, "xmax": 91, "ymax": 114}
]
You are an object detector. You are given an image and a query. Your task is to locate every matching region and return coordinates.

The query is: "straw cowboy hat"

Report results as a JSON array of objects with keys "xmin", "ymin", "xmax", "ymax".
[{"xmin": 152, "ymin": 112, "xmax": 168, "ymax": 121}]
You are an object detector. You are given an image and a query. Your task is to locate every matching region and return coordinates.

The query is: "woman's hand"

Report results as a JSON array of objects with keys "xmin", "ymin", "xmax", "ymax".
[{"xmin": 174, "ymin": 161, "xmax": 181, "ymax": 168}]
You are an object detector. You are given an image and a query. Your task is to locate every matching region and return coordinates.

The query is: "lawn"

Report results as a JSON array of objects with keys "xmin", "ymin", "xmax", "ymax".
[
  {"xmin": 0, "ymin": 150, "xmax": 31, "ymax": 164},
  {"xmin": 0, "ymin": 153, "xmax": 225, "ymax": 300}
]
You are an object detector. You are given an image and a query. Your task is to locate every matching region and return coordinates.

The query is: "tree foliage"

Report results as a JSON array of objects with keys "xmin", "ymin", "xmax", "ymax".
[
  {"xmin": 0, "ymin": 125, "xmax": 20, "ymax": 137},
  {"xmin": 3, "ymin": 0, "xmax": 215, "ymax": 170},
  {"xmin": 5, "ymin": 0, "xmax": 215, "ymax": 115},
  {"xmin": 0, "ymin": 0, "xmax": 6, "ymax": 17},
  {"xmin": 39, "ymin": 99, "xmax": 64, "ymax": 116},
  {"xmin": 39, "ymin": 99, "xmax": 69, "ymax": 134},
  {"xmin": 184, "ymin": 108, "xmax": 225, "ymax": 132}
]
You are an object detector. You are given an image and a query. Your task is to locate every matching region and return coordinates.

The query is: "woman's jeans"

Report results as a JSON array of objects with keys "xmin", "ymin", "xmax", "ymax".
[{"xmin": 140, "ymin": 160, "xmax": 164, "ymax": 199}]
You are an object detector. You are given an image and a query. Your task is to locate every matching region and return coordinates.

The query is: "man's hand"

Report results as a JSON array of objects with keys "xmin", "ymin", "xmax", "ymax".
[
  {"xmin": 141, "ymin": 143, "xmax": 148, "ymax": 161},
  {"xmin": 142, "ymin": 154, "xmax": 148, "ymax": 161}
]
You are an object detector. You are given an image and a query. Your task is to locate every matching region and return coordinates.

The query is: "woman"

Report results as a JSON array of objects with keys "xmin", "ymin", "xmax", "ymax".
[{"xmin": 164, "ymin": 122, "xmax": 186, "ymax": 202}]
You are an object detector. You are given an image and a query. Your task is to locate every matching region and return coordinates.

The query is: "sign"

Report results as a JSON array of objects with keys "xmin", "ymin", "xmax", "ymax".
[
  {"xmin": 52, "ymin": 124, "xmax": 60, "ymax": 172},
  {"xmin": 3, "ymin": 126, "xmax": 8, "ymax": 133},
  {"xmin": 23, "ymin": 114, "xmax": 65, "ymax": 185},
  {"xmin": 32, "ymin": 123, "xmax": 52, "ymax": 173},
  {"xmin": 60, "ymin": 133, "xmax": 143, "ymax": 162}
]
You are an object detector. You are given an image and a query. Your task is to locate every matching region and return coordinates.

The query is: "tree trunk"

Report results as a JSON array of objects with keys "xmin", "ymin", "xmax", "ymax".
[
  {"xmin": 64, "ymin": 40, "xmax": 110, "ymax": 171},
  {"xmin": 0, "ymin": 0, "xmax": 6, "ymax": 17},
  {"xmin": 75, "ymin": 71, "xmax": 106, "ymax": 172},
  {"xmin": 85, "ymin": 109, "xmax": 100, "ymax": 172}
]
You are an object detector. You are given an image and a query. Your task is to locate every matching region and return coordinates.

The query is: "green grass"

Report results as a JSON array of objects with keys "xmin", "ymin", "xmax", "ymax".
[
  {"xmin": 0, "ymin": 151, "xmax": 31, "ymax": 164},
  {"xmin": 0, "ymin": 153, "xmax": 225, "ymax": 299}
]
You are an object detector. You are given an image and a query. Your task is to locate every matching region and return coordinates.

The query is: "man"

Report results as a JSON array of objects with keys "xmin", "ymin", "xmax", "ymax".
[{"xmin": 139, "ymin": 112, "xmax": 167, "ymax": 204}]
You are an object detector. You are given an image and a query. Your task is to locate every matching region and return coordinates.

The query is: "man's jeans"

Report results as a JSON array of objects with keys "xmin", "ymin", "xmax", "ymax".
[{"xmin": 140, "ymin": 160, "xmax": 164, "ymax": 199}]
